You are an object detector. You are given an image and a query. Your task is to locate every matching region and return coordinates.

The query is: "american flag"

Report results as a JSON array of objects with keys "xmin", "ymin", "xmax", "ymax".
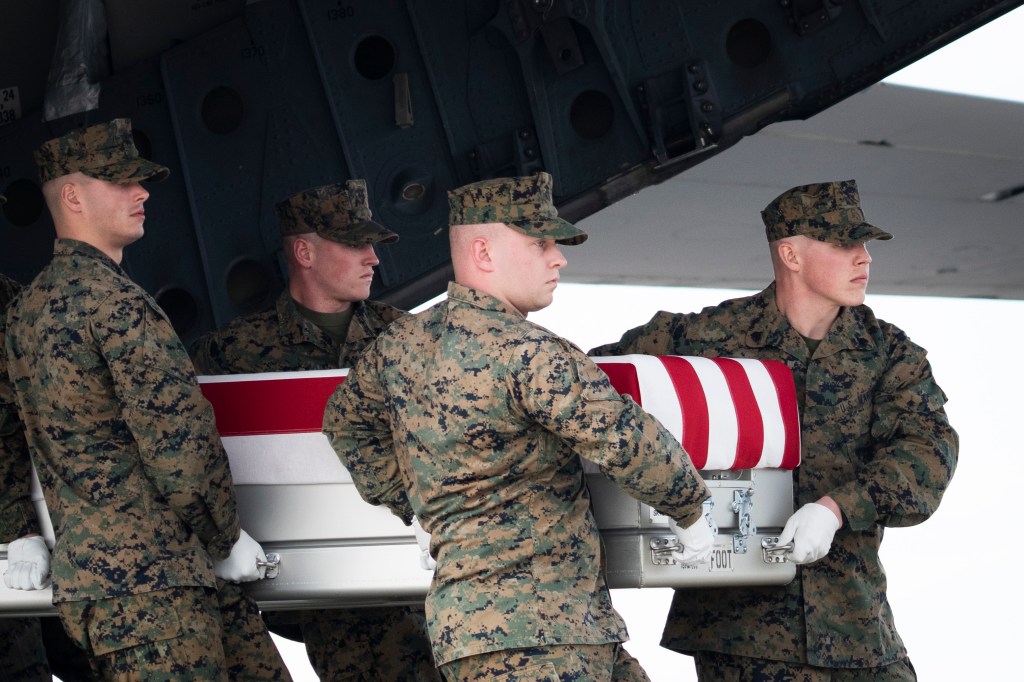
[{"xmin": 197, "ymin": 355, "xmax": 800, "ymax": 487}]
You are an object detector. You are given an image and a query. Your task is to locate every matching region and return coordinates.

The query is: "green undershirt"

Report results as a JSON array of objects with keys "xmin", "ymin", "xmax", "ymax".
[
  {"xmin": 801, "ymin": 334, "xmax": 822, "ymax": 356},
  {"xmin": 293, "ymin": 298, "xmax": 354, "ymax": 345}
]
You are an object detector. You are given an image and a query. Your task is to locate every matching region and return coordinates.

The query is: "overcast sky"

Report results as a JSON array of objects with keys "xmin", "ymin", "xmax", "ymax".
[{"xmin": 883, "ymin": 5, "xmax": 1024, "ymax": 103}]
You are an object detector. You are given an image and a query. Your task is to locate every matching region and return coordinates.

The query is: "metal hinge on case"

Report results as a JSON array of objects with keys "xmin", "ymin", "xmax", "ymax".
[{"xmin": 730, "ymin": 489, "xmax": 755, "ymax": 554}]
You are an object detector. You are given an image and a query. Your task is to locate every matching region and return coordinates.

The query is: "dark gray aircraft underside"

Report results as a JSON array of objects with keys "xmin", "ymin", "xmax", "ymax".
[{"xmin": 1, "ymin": 0, "xmax": 1021, "ymax": 344}]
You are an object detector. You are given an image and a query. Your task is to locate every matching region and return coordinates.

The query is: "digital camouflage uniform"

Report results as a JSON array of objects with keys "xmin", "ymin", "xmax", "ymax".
[
  {"xmin": 324, "ymin": 281, "xmax": 710, "ymax": 675},
  {"xmin": 192, "ymin": 180, "xmax": 441, "ymax": 682},
  {"xmin": 590, "ymin": 181, "xmax": 958, "ymax": 678},
  {"xmin": 322, "ymin": 172, "xmax": 712, "ymax": 680},
  {"xmin": 0, "ymin": 272, "xmax": 51, "ymax": 682},
  {"xmin": 4, "ymin": 119, "xmax": 290, "ymax": 681}
]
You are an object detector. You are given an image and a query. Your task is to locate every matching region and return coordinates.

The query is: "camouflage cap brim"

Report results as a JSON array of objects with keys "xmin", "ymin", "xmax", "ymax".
[
  {"xmin": 770, "ymin": 217, "xmax": 894, "ymax": 245},
  {"xmin": 319, "ymin": 219, "xmax": 399, "ymax": 246},
  {"xmin": 841, "ymin": 222, "xmax": 893, "ymax": 244},
  {"xmin": 81, "ymin": 157, "xmax": 170, "ymax": 184},
  {"xmin": 507, "ymin": 217, "xmax": 588, "ymax": 245}
]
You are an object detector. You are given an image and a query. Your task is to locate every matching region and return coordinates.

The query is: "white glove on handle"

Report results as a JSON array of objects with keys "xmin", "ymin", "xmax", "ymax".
[
  {"xmin": 213, "ymin": 529, "xmax": 267, "ymax": 583},
  {"xmin": 411, "ymin": 518, "xmax": 436, "ymax": 572},
  {"xmin": 778, "ymin": 502, "xmax": 841, "ymax": 564},
  {"xmin": 669, "ymin": 515, "xmax": 715, "ymax": 566},
  {"xmin": 4, "ymin": 535, "xmax": 50, "ymax": 590}
]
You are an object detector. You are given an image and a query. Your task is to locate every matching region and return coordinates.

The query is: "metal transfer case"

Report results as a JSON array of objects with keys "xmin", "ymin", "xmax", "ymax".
[
  {"xmin": 1, "ymin": 355, "xmax": 800, "ymax": 615},
  {"xmin": 590, "ymin": 355, "xmax": 801, "ymax": 589}
]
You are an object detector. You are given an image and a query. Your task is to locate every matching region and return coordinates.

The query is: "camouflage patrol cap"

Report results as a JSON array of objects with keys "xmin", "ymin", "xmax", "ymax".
[
  {"xmin": 276, "ymin": 180, "xmax": 398, "ymax": 246},
  {"xmin": 761, "ymin": 179, "xmax": 892, "ymax": 245},
  {"xmin": 448, "ymin": 171, "xmax": 587, "ymax": 245},
  {"xmin": 35, "ymin": 118, "xmax": 170, "ymax": 184}
]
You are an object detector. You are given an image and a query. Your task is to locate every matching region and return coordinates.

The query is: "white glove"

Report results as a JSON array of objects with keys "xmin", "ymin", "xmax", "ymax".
[
  {"xmin": 213, "ymin": 529, "xmax": 267, "ymax": 583},
  {"xmin": 4, "ymin": 535, "xmax": 50, "ymax": 590},
  {"xmin": 778, "ymin": 502, "xmax": 841, "ymax": 564},
  {"xmin": 669, "ymin": 515, "xmax": 715, "ymax": 566},
  {"xmin": 411, "ymin": 518, "xmax": 436, "ymax": 572}
]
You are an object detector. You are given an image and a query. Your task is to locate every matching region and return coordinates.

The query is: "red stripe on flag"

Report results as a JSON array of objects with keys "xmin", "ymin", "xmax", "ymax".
[
  {"xmin": 760, "ymin": 360, "xmax": 802, "ymax": 469},
  {"xmin": 595, "ymin": 362, "xmax": 643, "ymax": 407},
  {"xmin": 711, "ymin": 358, "xmax": 763, "ymax": 470},
  {"xmin": 657, "ymin": 356, "xmax": 709, "ymax": 469},
  {"xmin": 200, "ymin": 375, "xmax": 346, "ymax": 436}
]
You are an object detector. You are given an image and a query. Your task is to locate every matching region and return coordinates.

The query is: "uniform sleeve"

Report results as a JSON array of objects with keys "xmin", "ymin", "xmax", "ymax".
[
  {"xmin": 92, "ymin": 291, "xmax": 241, "ymax": 559},
  {"xmin": 188, "ymin": 331, "xmax": 231, "ymax": 376},
  {"xmin": 589, "ymin": 311, "xmax": 686, "ymax": 356},
  {"xmin": 510, "ymin": 336, "xmax": 710, "ymax": 527},
  {"xmin": 829, "ymin": 335, "xmax": 958, "ymax": 531},
  {"xmin": 0, "ymin": 352, "xmax": 41, "ymax": 540},
  {"xmin": 322, "ymin": 344, "xmax": 415, "ymax": 525},
  {"xmin": 0, "ymin": 281, "xmax": 40, "ymax": 540}
]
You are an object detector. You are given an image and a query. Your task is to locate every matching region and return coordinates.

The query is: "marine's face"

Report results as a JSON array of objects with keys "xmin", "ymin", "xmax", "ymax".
[
  {"xmin": 496, "ymin": 228, "xmax": 567, "ymax": 316},
  {"xmin": 799, "ymin": 236, "xmax": 873, "ymax": 308},
  {"xmin": 309, "ymin": 237, "xmax": 380, "ymax": 308},
  {"xmin": 77, "ymin": 175, "xmax": 150, "ymax": 250}
]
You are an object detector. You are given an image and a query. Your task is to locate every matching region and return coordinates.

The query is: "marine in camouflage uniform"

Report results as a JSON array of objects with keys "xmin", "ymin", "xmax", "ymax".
[
  {"xmin": 3, "ymin": 119, "xmax": 291, "ymax": 681},
  {"xmin": 323, "ymin": 173, "xmax": 713, "ymax": 682},
  {"xmin": 191, "ymin": 181, "xmax": 441, "ymax": 681},
  {"xmin": 0, "ymin": 269, "xmax": 52, "ymax": 682},
  {"xmin": 591, "ymin": 180, "xmax": 958, "ymax": 681}
]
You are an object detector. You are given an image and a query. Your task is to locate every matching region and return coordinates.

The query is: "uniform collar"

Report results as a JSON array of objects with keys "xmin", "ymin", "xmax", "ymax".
[
  {"xmin": 53, "ymin": 238, "xmax": 127, "ymax": 276},
  {"xmin": 743, "ymin": 282, "xmax": 877, "ymax": 360},
  {"xmin": 53, "ymin": 237, "xmax": 123, "ymax": 270},
  {"xmin": 276, "ymin": 290, "xmax": 337, "ymax": 350},
  {"xmin": 446, "ymin": 281, "xmax": 523, "ymax": 318},
  {"xmin": 275, "ymin": 290, "xmax": 380, "ymax": 352}
]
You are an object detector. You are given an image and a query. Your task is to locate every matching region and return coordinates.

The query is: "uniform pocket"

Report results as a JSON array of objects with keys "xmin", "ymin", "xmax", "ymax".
[
  {"xmin": 574, "ymin": 354, "xmax": 621, "ymax": 402},
  {"xmin": 86, "ymin": 591, "xmax": 185, "ymax": 656}
]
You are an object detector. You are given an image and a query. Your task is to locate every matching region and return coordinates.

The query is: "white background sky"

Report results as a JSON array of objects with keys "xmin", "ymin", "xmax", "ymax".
[{"xmin": 268, "ymin": 6, "xmax": 1024, "ymax": 680}]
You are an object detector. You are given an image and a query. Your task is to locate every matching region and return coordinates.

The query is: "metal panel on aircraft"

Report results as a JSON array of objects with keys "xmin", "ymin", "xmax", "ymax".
[
  {"xmin": 161, "ymin": 12, "xmax": 290, "ymax": 328},
  {"xmin": 296, "ymin": 0, "xmax": 457, "ymax": 290},
  {"xmin": 2, "ymin": 1, "xmax": 1023, "ymax": 321},
  {"xmin": 0, "ymin": 118, "xmax": 55, "ymax": 286}
]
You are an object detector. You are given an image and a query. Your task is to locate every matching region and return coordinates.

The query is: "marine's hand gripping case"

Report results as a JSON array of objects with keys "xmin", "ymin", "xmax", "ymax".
[{"xmin": 1, "ymin": 355, "xmax": 800, "ymax": 614}]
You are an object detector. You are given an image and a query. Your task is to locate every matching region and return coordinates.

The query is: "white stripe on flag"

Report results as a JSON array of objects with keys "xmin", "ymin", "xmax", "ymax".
[
  {"xmin": 686, "ymin": 357, "xmax": 738, "ymax": 469},
  {"xmin": 627, "ymin": 354, "xmax": 685, "ymax": 442}
]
